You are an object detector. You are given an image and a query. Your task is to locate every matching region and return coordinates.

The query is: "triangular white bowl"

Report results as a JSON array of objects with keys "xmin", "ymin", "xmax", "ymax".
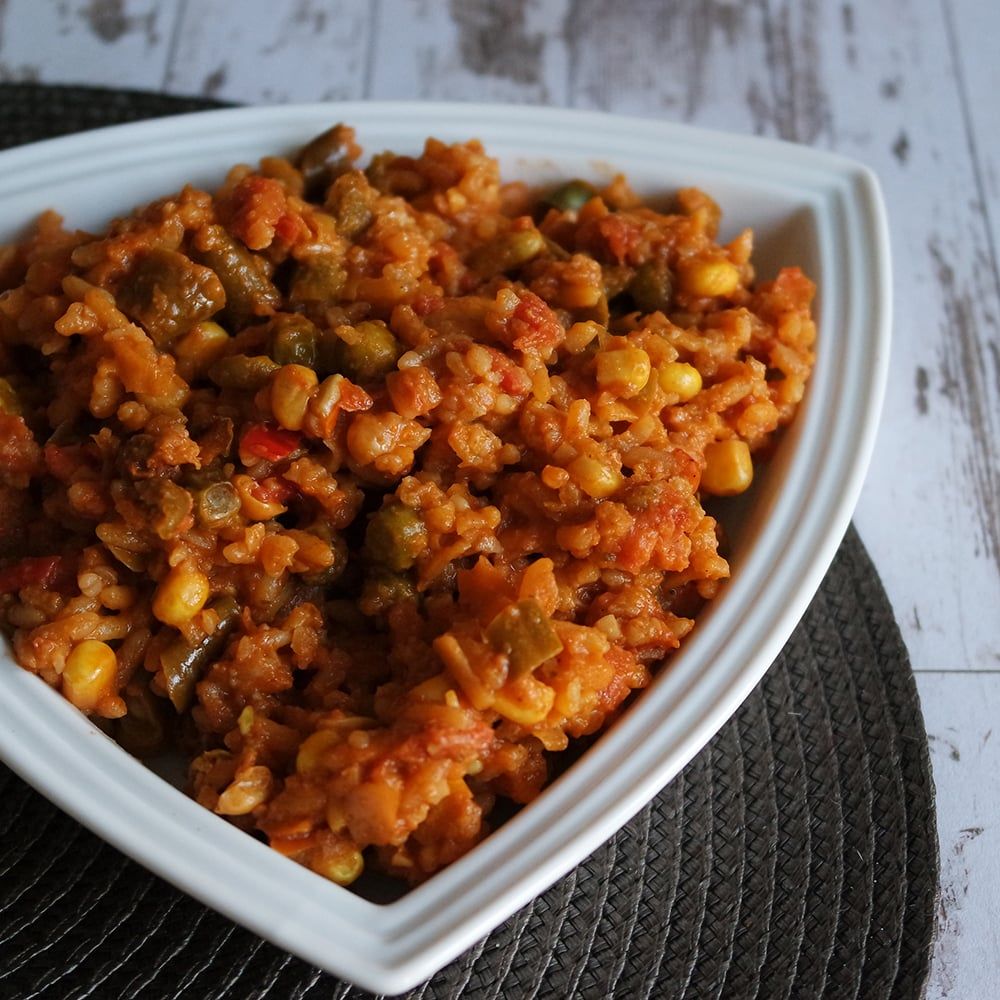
[{"xmin": 0, "ymin": 103, "xmax": 890, "ymax": 994}]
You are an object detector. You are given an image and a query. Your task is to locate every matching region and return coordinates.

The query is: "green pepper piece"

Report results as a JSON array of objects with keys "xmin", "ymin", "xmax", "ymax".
[
  {"xmin": 629, "ymin": 259, "xmax": 674, "ymax": 314},
  {"xmin": 486, "ymin": 598, "xmax": 564, "ymax": 677}
]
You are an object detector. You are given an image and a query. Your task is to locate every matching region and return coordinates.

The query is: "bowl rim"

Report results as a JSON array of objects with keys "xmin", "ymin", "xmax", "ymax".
[{"xmin": 0, "ymin": 101, "xmax": 891, "ymax": 994}]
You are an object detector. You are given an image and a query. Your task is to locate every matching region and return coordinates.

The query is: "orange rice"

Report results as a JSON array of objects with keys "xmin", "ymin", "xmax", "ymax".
[{"xmin": 0, "ymin": 125, "xmax": 815, "ymax": 885}]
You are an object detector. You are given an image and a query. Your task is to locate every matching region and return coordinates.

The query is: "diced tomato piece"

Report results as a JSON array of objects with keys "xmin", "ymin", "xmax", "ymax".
[
  {"xmin": 0, "ymin": 555, "xmax": 63, "ymax": 593},
  {"xmin": 241, "ymin": 424, "xmax": 301, "ymax": 462},
  {"xmin": 228, "ymin": 175, "xmax": 306, "ymax": 251},
  {"xmin": 509, "ymin": 291, "xmax": 565, "ymax": 353},
  {"xmin": 596, "ymin": 214, "xmax": 643, "ymax": 264}
]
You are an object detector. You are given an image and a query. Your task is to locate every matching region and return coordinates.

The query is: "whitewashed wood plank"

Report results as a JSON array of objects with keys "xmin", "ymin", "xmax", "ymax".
[
  {"xmin": 946, "ymin": 0, "xmax": 1000, "ymax": 284},
  {"xmin": 369, "ymin": 0, "xmax": 571, "ymax": 103},
  {"xmin": 163, "ymin": 0, "xmax": 372, "ymax": 103},
  {"xmin": 832, "ymin": 0, "xmax": 1000, "ymax": 670},
  {"xmin": 918, "ymin": 673, "xmax": 1000, "ymax": 1000},
  {"xmin": 565, "ymin": 0, "xmax": 1000, "ymax": 668},
  {"xmin": 0, "ymin": 0, "xmax": 178, "ymax": 89}
]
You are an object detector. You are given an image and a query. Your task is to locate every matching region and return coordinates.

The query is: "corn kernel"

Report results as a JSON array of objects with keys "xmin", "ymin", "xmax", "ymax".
[
  {"xmin": 701, "ymin": 439, "xmax": 753, "ymax": 496},
  {"xmin": 313, "ymin": 844, "xmax": 364, "ymax": 886},
  {"xmin": 658, "ymin": 362, "xmax": 702, "ymax": 402},
  {"xmin": 541, "ymin": 464, "xmax": 570, "ymax": 489},
  {"xmin": 62, "ymin": 639, "xmax": 117, "ymax": 711},
  {"xmin": 678, "ymin": 258, "xmax": 740, "ymax": 298},
  {"xmin": 492, "ymin": 675, "xmax": 556, "ymax": 726},
  {"xmin": 174, "ymin": 321, "xmax": 230, "ymax": 376},
  {"xmin": 596, "ymin": 347, "xmax": 651, "ymax": 397},
  {"xmin": 152, "ymin": 564, "xmax": 210, "ymax": 626},
  {"xmin": 216, "ymin": 765, "xmax": 273, "ymax": 816},
  {"xmin": 565, "ymin": 320, "xmax": 602, "ymax": 355},
  {"xmin": 238, "ymin": 705, "xmax": 255, "ymax": 735},
  {"xmin": 271, "ymin": 364, "xmax": 318, "ymax": 431},
  {"xmin": 296, "ymin": 729, "xmax": 340, "ymax": 774},
  {"xmin": 567, "ymin": 453, "xmax": 623, "ymax": 499}
]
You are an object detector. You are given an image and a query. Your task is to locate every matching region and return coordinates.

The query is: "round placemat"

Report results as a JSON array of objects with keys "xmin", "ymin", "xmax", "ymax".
[{"xmin": 0, "ymin": 85, "xmax": 938, "ymax": 1000}]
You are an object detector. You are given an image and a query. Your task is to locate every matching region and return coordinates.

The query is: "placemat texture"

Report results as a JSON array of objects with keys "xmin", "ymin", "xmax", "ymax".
[{"xmin": 0, "ymin": 84, "xmax": 939, "ymax": 1000}]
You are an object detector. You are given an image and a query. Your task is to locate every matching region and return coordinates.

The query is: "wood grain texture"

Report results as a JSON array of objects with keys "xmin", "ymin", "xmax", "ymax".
[
  {"xmin": 369, "ymin": 0, "xmax": 571, "ymax": 103},
  {"xmin": 918, "ymin": 672, "xmax": 1000, "ymax": 1000},
  {"xmin": 164, "ymin": 0, "xmax": 373, "ymax": 103},
  {"xmin": 0, "ymin": 0, "xmax": 179, "ymax": 87}
]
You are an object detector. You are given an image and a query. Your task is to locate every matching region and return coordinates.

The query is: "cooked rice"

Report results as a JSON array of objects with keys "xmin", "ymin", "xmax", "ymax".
[{"xmin": 0, "ymin": 125, "xmax": 815, "ymax": 884}]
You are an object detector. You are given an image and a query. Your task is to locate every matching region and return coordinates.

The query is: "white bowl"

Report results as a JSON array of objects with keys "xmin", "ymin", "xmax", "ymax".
[{"xmin": 0, "ymin": 103, "xmax": 890, "ymax": 994}]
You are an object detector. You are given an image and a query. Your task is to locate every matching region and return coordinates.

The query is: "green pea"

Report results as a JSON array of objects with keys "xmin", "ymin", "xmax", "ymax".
[
  {"xmin": 331, "ymin": 320, "xmax": 400, "ymax": 382},
  {"xmin": 545, "ymin": 179, "xmax": 597, "ymax": 212},
  {"xmin": 365, "ymin": 501, "xmax": 427, "ymax": 572},
  {"xmin": 269, "ymin": 314, "xmax": 319, "ymax": 368}
]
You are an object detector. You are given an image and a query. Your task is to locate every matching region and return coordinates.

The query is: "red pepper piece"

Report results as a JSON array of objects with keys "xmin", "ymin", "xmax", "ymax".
[{"xmin": 241, "ymin": 424, "xmax": 301, "ymax": 462}]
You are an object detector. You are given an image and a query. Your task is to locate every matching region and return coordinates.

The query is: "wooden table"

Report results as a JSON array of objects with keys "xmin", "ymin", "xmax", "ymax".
[{"xmin": 2, "ymin": 1, "xmax": 997, "ymax": 995}]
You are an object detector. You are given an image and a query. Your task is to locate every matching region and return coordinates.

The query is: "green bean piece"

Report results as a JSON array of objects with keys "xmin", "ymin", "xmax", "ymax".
[
  {"xmin": 115, "ymin": 678, "xmax": 169, "ymax": 757},
  {"xmin": 365, "ymin": 501, "xmax": 427, "ymax": 572},
  {"xmin": 208, "ymin": 354, "xmax": 279, "ymax": 391},
  {"xmin": 117, "ymin": 248, "xmax": 226, "ymax": 347},
  {"xmin": 197, "ymin": 481, "xmax": 240, "ymax": 526},
  {"xmin": 544, "ymin": 179, "xmax": 597, "ymax": 212},
  {"xmin": 327, "ymin": 173, "xmax": 375, "ymax": 239},
  {"xmin": 146, "ymin": 480, "xmax": 193, "ymax": 541},
  {"xmin": 196, "ymin": 224, "xmax": 281, "ymax": 328},
  {"xmin": 468, "ymin": 229, "xmax": 546, "ymax": 277},
  {"xmin": 332, "ymin": 321, "xmax": 400, "ymax": 382},
  {"xmin": 485, "ymin": 598, "xmax": 564, "ymax": 677},
  {"xmin": 269, "ymin": 314, "xmax": 319, "ymax": 368},
  {"xmin": 296, "ymin": 125, "xmax": 355, "ymax": 198},
  {"xmin": 629, "ymin": 259, "xmax": 674, "ymax": 314},
  {"xmin": 159, "ymin": 595, "xmax": 240, "ymax": 712}
]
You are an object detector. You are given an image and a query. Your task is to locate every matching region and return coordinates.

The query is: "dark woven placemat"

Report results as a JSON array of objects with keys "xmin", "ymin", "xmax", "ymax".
[{"xmin": 0, "ymin": 84, "xmax": 939, "ymax": 1000}]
